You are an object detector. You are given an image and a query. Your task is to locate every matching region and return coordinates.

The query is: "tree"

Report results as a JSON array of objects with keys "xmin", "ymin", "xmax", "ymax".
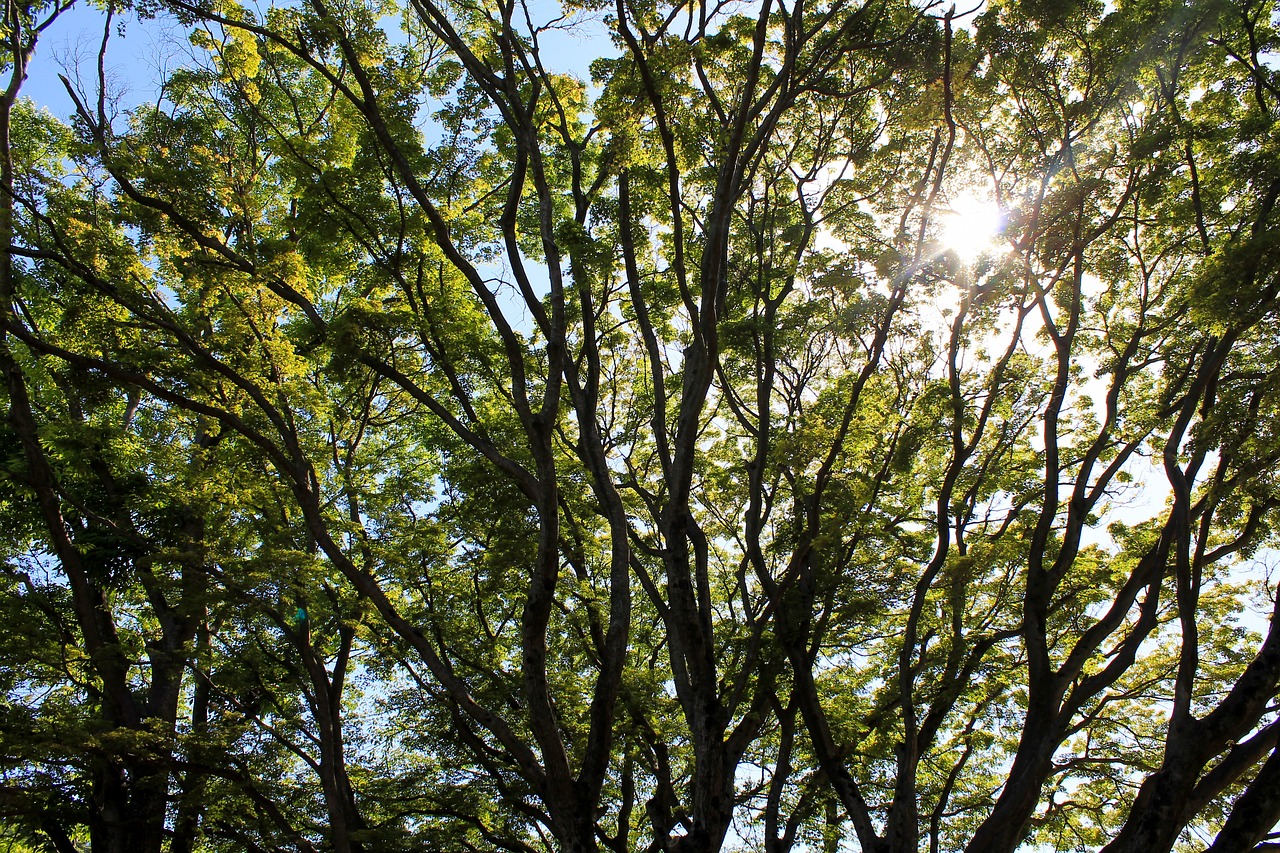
[{"xmin": 3, "ymin": 0, "xmax": 1280, "ymax": 850}]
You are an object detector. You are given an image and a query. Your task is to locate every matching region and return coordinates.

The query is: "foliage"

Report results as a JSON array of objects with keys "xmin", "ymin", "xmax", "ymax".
[{"xmin": 2, "ymin": 0, "xmax": 1280, "ymax": 851}]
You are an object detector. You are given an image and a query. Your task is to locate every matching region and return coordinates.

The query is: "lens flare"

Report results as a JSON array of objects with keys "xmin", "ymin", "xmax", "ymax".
[{"xmin": 938, "ymin": 193, "xmax": 1005, "ymax": 262}]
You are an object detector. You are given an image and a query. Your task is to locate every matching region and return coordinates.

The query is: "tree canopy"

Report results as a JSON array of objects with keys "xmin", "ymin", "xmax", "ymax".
[{"xmin": 3, "ymin": 0, "xmax": 1280, "ymax": 850}]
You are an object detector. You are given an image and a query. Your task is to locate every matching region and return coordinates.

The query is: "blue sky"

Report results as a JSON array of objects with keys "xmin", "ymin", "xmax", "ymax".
[
  {"xmin": 24, "ymin": 3, "xmax": 191, "ymax": 118},
  {"xmin": 24, "ymin": 0, "xmax": 614, "ymax": 122}
]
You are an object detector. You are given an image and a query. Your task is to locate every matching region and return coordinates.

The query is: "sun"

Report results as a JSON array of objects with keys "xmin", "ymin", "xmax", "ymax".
[{"xmin": 938, "ymin": 192, "xmax": 1005, "ymax": 262}]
